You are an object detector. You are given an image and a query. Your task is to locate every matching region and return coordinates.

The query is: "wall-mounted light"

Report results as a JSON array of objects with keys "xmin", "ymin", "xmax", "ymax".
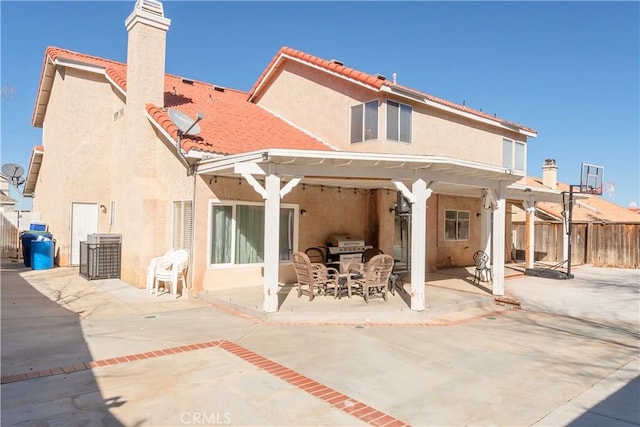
[
  {"xmin": 300, "ymin": 209, "xmax": 307, "ymax": 216},
  {"xmin": 100, "ymin": 204, "xmax": 107, "ymax": 213},
  {"xmin": 389, "ymin": 204, "xmax": 397, "ymax": 214},
  {"xmin": 476, "ymin": 212, "xmax": 481, "ymax": 217}
]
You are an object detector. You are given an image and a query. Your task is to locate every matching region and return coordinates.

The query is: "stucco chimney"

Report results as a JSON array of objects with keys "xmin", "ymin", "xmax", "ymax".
[
  {"xmin": 124, "ymin": 0, "xmax": 170, "ymax": 109},
  {"xmin": 542, "ymin": 159, "xmax": 558, "ymax": 189}
]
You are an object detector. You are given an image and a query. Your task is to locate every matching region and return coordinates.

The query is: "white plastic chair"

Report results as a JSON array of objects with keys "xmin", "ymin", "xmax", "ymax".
[
  {"xmin": 154, "ymin": 249, "xmax": 189, "ymax": 298},
  {"xmin": 146, "ymin": 249, "xmax": 174, "ymax": 293}
]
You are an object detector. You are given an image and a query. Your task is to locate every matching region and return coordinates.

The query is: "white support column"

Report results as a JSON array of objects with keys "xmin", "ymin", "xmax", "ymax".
[
  {"xmin": 481, "ymin": 190, "xmax": 492, "ymax": 264},
  {"xmin": 524, "ymin": 200, "xmax": 536, "ymax": 269},
  {"xmin": 490, "ymin": 184, "xmax": 506, "ymax": 296},
  {"xmin": 263, "ymin": 174, "xmax": 281, "ymax": 312},
  {"xmin": 409, "ymin": 178, "xmax": 432, "ymax": 311}
]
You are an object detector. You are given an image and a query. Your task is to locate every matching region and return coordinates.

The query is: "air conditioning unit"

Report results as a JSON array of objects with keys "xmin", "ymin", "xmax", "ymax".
[
  {"xmin": 87, "ymin": 234, "xmax": 122, "ymax": 244},
  {"xmin": 80, "ymin": 234, "xmax": 122, "ymax": 280}
]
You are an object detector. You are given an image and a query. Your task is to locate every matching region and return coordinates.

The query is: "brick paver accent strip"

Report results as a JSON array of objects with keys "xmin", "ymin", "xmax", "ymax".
[
  {"xmin": 219, "ymin": 340, "xmax": 409, "ymax": 426},
  {"xmin": 0, "ymin": 340, "xmax": 222, "ymax": 385},
  {"xmin": 1, "ymin": 338, "xmax": 411, "ymax": 425}
]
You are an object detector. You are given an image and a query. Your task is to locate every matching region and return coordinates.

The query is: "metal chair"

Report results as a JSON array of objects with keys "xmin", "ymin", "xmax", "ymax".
[{"xmin": 473, "ymin": 250, "xmax": 492, "ymax": 284}]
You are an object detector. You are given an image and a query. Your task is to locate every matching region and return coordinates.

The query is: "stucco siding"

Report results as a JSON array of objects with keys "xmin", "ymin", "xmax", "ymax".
[
  {"xmin": 256, "ymin": 60, "xmax": 527, "ymax": 167},
  {"xmin": 435, "ymin": 194, "xmax": 482, "ymax": 268},
  {"xmin": 33, "ymin": 68, "xmax": 118, "ymax": 266}
]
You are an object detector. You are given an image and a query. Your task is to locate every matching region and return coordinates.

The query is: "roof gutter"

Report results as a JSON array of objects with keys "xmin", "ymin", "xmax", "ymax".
[{"xmin": 380, "ymin": 86, "xmax": 537, "ymax": 138}]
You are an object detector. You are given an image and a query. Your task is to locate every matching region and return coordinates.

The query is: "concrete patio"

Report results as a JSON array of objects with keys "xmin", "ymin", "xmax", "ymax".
[{"xmin": 199, "ymin": 265, "xmax": 527, "ymax": 324}]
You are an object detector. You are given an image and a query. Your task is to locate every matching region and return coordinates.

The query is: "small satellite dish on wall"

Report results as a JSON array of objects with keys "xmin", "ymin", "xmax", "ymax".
[
  {"xmin": 168, "ymin": 109, "xmax": 204, "ymax": 136},
  {"xmin": 1, "ymin": 163, "xmax": 25, "ymax": 186}
]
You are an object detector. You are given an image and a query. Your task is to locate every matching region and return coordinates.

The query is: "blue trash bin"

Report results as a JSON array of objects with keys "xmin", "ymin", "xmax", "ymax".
[
  {"xmin": 31, "ymin": 239, "xmax": 55, "ymax": 270},
  {"xmin": 20, "ymin": 231, "xmax": 53, "ymax": 267}
]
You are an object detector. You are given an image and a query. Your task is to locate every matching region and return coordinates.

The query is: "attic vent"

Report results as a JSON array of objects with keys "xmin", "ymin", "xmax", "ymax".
[
  {"xmin": 214, "ymin": 86, "xmax": 225, "ymax": 92},
  {"xmin": 375, "ymin": 73, "xmax": 387, "ymax": 81},
  {"xmin": 135, "ymin": 0, "xmax": 165, "ymax": 17},
  {"xmin": 182, "ymin": 78, "xmax": 194, "ymax": 85},
  {"xmin": 330, "ymin": 59, "xmax": 344, "ymax": 66}
]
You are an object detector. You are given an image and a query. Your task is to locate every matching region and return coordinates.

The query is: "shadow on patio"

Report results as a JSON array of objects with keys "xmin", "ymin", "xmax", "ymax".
[{"xmin": 199, "ymin": 265, "xmax": 524, "ymax": 324}]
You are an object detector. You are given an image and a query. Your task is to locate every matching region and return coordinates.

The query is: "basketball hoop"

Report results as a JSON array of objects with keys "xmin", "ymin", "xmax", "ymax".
[{"xmin": 579, "ymin": 163, "xmax": 604, "ymax": 195}]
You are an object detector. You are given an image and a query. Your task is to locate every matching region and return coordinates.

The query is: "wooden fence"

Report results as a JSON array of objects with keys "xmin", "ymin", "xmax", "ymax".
[
  {"xmin": 1, "ymin": 211, "xmax": 42, "ymax": 258},
  {"xmin": 513, "ymin": 222, "xmax": 640, "ymax": 269}
]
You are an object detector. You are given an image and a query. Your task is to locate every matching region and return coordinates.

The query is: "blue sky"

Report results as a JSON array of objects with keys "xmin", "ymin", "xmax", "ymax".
[{"xmin": 1, "ymin": 1, "xmax": 638, "ymax": 210}]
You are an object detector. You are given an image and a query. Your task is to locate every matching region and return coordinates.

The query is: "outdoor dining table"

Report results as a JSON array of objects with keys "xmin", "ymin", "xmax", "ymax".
[{"xmin": 328, "ymin": 261, "xmax": 362, "ymax": 299}]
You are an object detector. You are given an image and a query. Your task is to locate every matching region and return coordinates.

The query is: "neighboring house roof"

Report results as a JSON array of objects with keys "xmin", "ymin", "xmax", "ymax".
[
  {"xmin": 1, "ymin": 192, "xmax": 16, "ymax": 206},
  {"xmin": 249, "ymin": 46, "xmax": 537, "ymax": 138},
  {"xmin": 32, "ymin": 47, "xmax": 332, "ymax": 156},
  {"xmin": 523, "ymin": 177, "xmax": 640, "ymax": 223},
  {"xmin": 0, "ymin": 174, "xmax": 16, "ymax": 205}
]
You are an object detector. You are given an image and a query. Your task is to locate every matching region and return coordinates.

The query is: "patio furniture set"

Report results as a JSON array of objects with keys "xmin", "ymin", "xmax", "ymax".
[{"xmin": 292, "ymin": 248, "xmax": 397, "ymax": 303}]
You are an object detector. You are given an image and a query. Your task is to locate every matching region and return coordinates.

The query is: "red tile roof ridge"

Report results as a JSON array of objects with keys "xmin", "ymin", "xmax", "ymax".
[
  {"xmin": 45, "ymin": 46, "xmax": 126, "ymax": 69},
  {"xmin": 45, "ymin": 46, "xmax": 248, "ymax": 96},
  {"xmin": 249, "ymin": 46, "xmax": 536, "ymax": 135}
]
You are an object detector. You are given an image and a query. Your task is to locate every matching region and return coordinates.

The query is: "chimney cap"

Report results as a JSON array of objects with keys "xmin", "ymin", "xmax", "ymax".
[{"xmin": 543, "ymin": 159, "xmax": 557, "ymax": 167}]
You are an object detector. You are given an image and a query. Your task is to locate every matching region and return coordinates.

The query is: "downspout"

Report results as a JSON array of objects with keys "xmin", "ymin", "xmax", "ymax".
[{"xmin": 188, "ymin": 158, "xmax": 199, "ymax": 297}]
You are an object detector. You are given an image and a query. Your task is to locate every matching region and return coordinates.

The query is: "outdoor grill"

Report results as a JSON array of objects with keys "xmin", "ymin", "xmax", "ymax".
[{"xmin": 326, "ymin": 234, "xmax": 372, "ymax": 264}]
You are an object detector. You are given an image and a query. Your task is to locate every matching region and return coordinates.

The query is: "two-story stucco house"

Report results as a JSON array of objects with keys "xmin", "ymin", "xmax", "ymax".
[{"xmin": 24, "ymin": 0, "xmax": 563, "ymax": 312}]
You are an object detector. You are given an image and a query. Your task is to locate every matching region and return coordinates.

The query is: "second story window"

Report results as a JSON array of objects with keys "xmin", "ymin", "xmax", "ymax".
[
  {"xmin": 503, "ymin": 138, "xmax": 526, "ymax": 172},
  {"xmin": 351, "ymin": 100, "xmax": 378, "ymax": 143},
  {"xmin": 387, "ymin": 100, "xmax": 412, "ymax": 143}
]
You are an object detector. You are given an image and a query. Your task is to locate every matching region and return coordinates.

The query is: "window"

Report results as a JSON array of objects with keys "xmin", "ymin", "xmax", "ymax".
[
  {"xmin": 209, "ymin": 202, "xmax": 297, "ymax": 266},
  {"xmin": 350, "ymin": 100, "xmax": 378, "ymax": 143},
  {"xmin": 502, "ymin": 138, "xmax": 526, "ymax": 172},
  {"xmin": 444, "ymin": 210, "xmax": 470, "ymax": 241},
  {"xmin": 173, "ymin": 200, "xmax": 192, "ymax": 252},
  {"xmin": 387, "ymin": 100, "xmax": 412, "ymax": 143}
]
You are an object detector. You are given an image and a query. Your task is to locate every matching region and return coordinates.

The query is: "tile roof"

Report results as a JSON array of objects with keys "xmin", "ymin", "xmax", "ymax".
[
  {"xmin": 0, "ymin": 192, "xmax": 16, "ymax": 205},
  {"xmin": 35, "ymin": 47, "xmax": 332, "ymax": 156},
  {"xmin": 249, "ymin": 46, "xmax": 537, "ymax": 136},
  {"xmin": 522, "ymin": 177, "xmax": 640, "ymax": 223}
]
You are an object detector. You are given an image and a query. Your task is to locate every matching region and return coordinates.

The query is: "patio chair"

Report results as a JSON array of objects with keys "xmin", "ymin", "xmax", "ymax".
[
  {"xmin": 292, "ymin": 251, "xmax": 339, "ymax": 300},
  {"xmin": 362, "ymin": 247, "xmax": 383, "ymax": 265},
  {"xmin": 146, "ymin": 248, "xmax": 174, "ymax": 293},
  {"xmin": 154, "ymin": 249, "xmax": 189, "ymax": 298},
  {"xmin": 304, "ymin": 246, "xmax": 326, "ymax": 264},
  {"xmin": 347, "ymin": 254, "xmax": 394, "ymax": 303},
  {"xmin": 473, "ymin": 250, "xmax": 492, "ymax": 284}
]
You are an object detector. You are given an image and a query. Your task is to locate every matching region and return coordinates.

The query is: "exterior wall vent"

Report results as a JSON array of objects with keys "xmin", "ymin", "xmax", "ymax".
[
  {"xmin": 181, "ymin": 78, "xmax": 194, "ymax": 85},
  {"xmin": 214, "ymin": 86, "xmax": 225, "ymax": 92},
  {"xmin": 113, "ymin": 108, "xmax": 125, "ymax": 121}
]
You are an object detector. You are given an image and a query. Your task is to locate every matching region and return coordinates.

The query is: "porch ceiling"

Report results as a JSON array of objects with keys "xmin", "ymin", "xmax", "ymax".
[{"xmin": 196, "ymin": 149, "xmax": 563, "ymax": 202}]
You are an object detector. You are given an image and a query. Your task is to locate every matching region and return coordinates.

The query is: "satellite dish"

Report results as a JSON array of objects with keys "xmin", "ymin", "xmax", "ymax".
[
  {"xmin": 168, "ymin": 109, "xmax": 203, "ymax": 136},
  {"xmin": 1, "ymin": 163, "xmax": 24, "ymax": 186}
]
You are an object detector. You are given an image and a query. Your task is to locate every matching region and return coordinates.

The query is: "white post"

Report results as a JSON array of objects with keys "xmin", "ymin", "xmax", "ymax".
[
  {"xmin": 491, "ymin": 184, "xmax": 506, "ymax": 296},
  {"xmin": 481, "ymin": 191, "xmax": 492, "ymax": 264},
  {"xmin": 524, "ymin": 200, "xmax": 536, "ymax": 269},
  {"xmin": 263, "ymin": 174, "xmax": 281, "ymax": 312},
  {"xmin": 409, "ymin": 178, "xmax": 432, "ymax": 311}
]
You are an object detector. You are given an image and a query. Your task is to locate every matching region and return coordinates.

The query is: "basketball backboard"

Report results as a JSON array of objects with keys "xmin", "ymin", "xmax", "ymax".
[{"xmin": 579, "ymin": 163, "xmax": 604, "ymax": 195}]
